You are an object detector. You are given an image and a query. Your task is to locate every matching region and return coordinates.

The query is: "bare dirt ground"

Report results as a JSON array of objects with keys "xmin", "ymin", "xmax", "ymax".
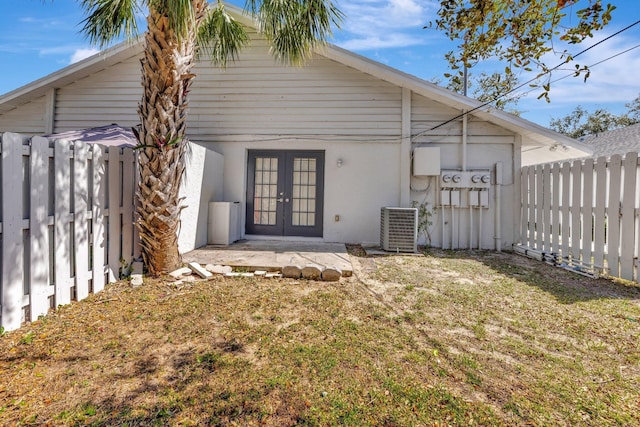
[{"xmin": 0, "ymin": 248, "xmax": 638, "ymax": 426}]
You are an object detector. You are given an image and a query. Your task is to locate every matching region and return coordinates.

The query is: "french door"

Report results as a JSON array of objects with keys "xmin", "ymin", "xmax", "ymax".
[{"xmin": 246, "ymin": 150, "xmax": 324, "ymax": 237}]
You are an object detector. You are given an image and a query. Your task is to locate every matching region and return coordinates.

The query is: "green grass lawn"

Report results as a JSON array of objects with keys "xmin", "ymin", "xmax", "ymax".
[{"xmin": 0, "ymin": 249, "xmax": 638, "ymax": 426}]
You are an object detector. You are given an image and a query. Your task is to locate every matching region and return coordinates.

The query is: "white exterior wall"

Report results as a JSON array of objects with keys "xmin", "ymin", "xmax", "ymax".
[
  {"xmin": 178, "ymin": 142, "xmax": 225, "ymax": 253},
  {"xmin": 205, "ymin": 139, "xmax": 401, "ymax": 245},
  {"xmin": 189, "ymin": 38, "xmax": 402, "ymax": 138},
  {"xmin": 54, "ymin": 57, "xmax": 141, "ymax": 132},
  {"xmin": 0, "ymin": 96, "xmax": 47, "ymax": 135},
  {"xmin": 410, "ymin": 93, "xmax": 517, "ymax": 250}
]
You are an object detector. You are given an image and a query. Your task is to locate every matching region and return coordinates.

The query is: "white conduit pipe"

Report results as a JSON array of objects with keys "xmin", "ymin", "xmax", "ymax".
[
  {"xmin": 462, "ymin": 112, "xmax": 468, "ymax": 172},
  {"xmin": 441, "ymin": 204, "xmax": 446, "ymax": 249},
  {"xmin": 470, "ymin": 199, "xmax": 474, "ymax": 250},
  {"xmin": 495, "ymin": 162, "xmax": 503, "ymax": 252},
  {"xmin": 479, "ymin": 204, "xmax": 483, "ymax": 250},
  {"xmin": 451, "ymin": 205, "xmax": 455, "ymax": 249}
]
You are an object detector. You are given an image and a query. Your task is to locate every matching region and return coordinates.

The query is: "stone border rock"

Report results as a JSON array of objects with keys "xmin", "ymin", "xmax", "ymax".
[{"xmin": 165, "ymin": 261, "xmax": 344, "ymax": 285}]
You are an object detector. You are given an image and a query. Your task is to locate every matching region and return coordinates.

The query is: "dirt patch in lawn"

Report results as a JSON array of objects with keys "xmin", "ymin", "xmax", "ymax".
[{"xmin": 0, "ymin": 249, "xmax": 638, "ymax": 426}]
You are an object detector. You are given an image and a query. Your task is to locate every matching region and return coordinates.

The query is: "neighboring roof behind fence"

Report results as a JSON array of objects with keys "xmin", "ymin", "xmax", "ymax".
[
  {"xmin": 45, "ymin": 124, "xmax": 137, "ymax": 147},
  {"xmin": 578, "ymin": 123, "xmax": 640, "ymax": 158}
]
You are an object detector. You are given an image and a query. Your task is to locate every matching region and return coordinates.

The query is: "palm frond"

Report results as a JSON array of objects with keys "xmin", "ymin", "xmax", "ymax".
[
  {"xmin": 197, "ymin": 2, "xmax": 250, "ymax": 67},
  {"xmin": 80, "ymin": 0, "xmax": 141, "ymax": 47},
  {"xmin": 246, "ymin": 0, "xmax": 343, "ymax": 65}
]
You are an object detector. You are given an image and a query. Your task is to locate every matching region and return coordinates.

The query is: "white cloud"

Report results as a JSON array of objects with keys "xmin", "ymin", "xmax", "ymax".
[
  {"xmin": 519, "ymin": 31, "xmax": 640, "ymax": 105},
  {"xmin": 340, "ymin": 33, "xmax": 425, "ymax": 50},
  {"xmin": 335, "ymin": 0, "xmax": 438, "ymax": 51},
  {"xmin": 513, "ymin": 30, "xmax": 640, "ymax": 124},
  {"xmin": 70, "ymin": 48, "xmax": 100, "ymax": 63}
]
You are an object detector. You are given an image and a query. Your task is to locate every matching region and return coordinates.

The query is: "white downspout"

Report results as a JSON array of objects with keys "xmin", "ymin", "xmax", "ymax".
[
  {"xmin": 462, "ymin": 112, "xmax": 468, "ymax": 172},
  {"xmin": 400, "ymin": 88, "xmax": 411, "ymax": 207},
  {"xmin": 495, "ymin": 162, "xmax": 503, "ymax": 252}
]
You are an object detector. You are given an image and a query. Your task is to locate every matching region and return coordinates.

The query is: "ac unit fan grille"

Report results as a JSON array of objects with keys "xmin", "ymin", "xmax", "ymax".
[{"xmin": 380, "ymin": 207, "xmax": 418, "ymax": 252}]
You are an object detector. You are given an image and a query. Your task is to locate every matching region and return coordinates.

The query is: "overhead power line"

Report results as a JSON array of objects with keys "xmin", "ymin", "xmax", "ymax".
[
  {"xmin": 514, "ymin": 42, "xmax": 640, "ymax": 99},
  {"xmin": 418, "ymin": 18, "xmax": 640, "ymax": 136}
]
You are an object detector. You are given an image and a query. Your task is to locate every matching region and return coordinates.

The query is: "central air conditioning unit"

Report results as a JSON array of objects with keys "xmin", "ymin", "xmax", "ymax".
[{"xmin": 380, "ymin": 207, "xmax": 418, "ymax": 253}]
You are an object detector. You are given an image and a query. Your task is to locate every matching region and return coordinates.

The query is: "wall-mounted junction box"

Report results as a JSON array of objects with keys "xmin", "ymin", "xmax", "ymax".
[{"xmin": 413, "ymin": 147, "xmax": 441, "ymax": 176}]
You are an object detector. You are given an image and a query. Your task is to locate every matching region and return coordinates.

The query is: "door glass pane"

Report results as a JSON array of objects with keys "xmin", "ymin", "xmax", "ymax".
[
  {"xmin": 291, "ymin": 157, "xmax": 316, "ymax": 227},
  {"xmin": 253, "ymin": 157, "xmax": 278, "ymax": 225}
]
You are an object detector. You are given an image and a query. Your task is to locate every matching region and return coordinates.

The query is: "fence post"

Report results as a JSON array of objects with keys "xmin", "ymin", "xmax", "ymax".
[{"xmin": 1, "ymin": 133, "xmax": 26, "ymax": 330}]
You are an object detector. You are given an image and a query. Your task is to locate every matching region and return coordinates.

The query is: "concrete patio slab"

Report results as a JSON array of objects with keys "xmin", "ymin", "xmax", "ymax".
[{"xmin": 182, "ymin": 240, "xmax": 353, "ymax": 277}]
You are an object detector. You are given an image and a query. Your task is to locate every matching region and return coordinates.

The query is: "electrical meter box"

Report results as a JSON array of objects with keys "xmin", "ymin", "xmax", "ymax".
[{"xmin": 413, "ymin": 147, "xmax": 441, "ymax": 176}]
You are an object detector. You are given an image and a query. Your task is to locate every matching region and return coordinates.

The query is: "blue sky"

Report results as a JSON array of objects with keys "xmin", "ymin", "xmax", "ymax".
[{"xmin": 1, "ymin": 0, "xmax": 639, "ymax": 126}]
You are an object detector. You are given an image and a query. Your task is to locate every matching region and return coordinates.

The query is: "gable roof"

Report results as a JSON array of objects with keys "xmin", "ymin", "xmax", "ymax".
[
  {"xmin": 0, "ymin": 4, "xmax": 590, "ymax": 163},
  {"xmin": 578, "ymin": 123, "xmax": 640, "ymax": 158}
]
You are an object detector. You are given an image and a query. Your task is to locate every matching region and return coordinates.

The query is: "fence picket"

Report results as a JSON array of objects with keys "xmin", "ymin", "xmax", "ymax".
[
  {"xmin": 107, "ymin": 147, "xmax": 122, "ymax": 282},
  {"xmin": 593, "ymin": 157, "xmax": 607, "ymax": 270},
  {"xmin": 607, "ymin": 155, "xmax": 622, "ymax": 277},
  {"xmin": 551, "ymin": 163, "xmax": 560, "ymax": 253},
  {"xmin": 74, "ymin": 142, "xmax": 90, "ymax": 300},
  {"xmin": 121, "ymin": 149, "xmax": 135, "ymax": 270},
  {"xmin": 542, "ymin": 164, "xmax": 551, "ymax": 252},
  {"xmin": 520, "ymin": 166, "xmax": 529, "ymax": 244},
  {"xmin": 29, "ymin": 136, "xmax": 51, "ymax": 321},
  {"xmin": 620, "ymin": 152, "xmax": 638, "ymax": 280},
  {"xmin": 54, "ymin": 139, "xmax": 73, "ymax": 306},
  {"xmin": 92, "ymin": 145, "xmax": 106, "ymax": 293},
  {"xmin": 636, "ymin": 154, "xmax": 640, "ymax": 282},
  {"xmin": 1, "ymin": 133, "xmax": 26, "ymax": 330},
  {"xmin": 528, "ymin": 167, "xmax": 535, "ymax": 247},
  {"xmin": 636, "ymin": 156, "xmax": 640, "ymax": 283},
  {"xmin": 560, "ymin": 162, "xmax": 571, "ymax": 257},
  {"xmin": 535, "ymin": 165, "xmax": 544, "ymax": 249},
  {"xmin": 581, "ymin": 158, "xmax": 594, "ymax": 265},
  {"xmin": 570, "ymin": 160, "xmax": 582, "ymax": 261}
]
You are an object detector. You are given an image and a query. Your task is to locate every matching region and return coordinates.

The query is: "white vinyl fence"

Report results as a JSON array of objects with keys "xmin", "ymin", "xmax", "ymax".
[
  {"xmin": 519, "ymin": 152, "xmax": 640, "ymax": 282},
  {"xmin": 1, "ymin": 132, "xmax": 138, "ymax": 331}
]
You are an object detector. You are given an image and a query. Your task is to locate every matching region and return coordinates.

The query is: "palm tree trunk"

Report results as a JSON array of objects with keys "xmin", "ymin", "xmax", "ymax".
[{"xmin": 136, "ymin": 2, "xmax": 206, "ymax": 275}]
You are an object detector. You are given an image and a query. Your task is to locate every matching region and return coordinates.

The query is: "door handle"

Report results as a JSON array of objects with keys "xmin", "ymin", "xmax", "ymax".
[{"xmin": 276, "ymin": 198, "xmax": 290, "ymax": 203}]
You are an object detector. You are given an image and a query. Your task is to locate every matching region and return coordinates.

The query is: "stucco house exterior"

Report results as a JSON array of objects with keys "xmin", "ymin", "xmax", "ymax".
[{"xmin": 0, "ymin": 6, "xmax": 591, "ymax": 253}]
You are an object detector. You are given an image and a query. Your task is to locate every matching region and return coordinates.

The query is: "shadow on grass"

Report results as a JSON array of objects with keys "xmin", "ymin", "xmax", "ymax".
[
  {"xmin": 54, "ymin": 349, "xmax": 278, "ymax": 426},
  {"xmin": 421, "ymin": 247, "xmax": 640, "ymax": 305}
]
